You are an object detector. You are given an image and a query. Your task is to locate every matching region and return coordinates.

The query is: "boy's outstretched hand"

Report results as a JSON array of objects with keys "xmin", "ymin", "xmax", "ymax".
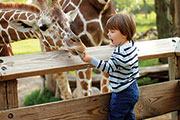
[{"xmin": 82, "ymin": 52, "xmax": 92, "ymax": 63}]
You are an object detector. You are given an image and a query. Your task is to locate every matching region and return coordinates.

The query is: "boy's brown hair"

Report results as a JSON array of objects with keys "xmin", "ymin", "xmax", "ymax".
[{"xmin": 106, "ymin": 13, "xmax": 136, "ymax": 41}]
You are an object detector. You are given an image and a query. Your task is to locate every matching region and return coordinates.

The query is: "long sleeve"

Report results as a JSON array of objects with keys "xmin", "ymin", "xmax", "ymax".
[{"xmin": 90, "ymin": 40, "xmax": 139, "ymax": 92}]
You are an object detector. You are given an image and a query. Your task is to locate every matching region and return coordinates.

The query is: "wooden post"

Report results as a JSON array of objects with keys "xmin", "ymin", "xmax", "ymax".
[
  {"xmin": 173, "ymin": 0, "xmax": 180, "ymax": 120},
  {"xmin": 169, "ymin": 39, "xmax": 180, "ymax": 120},
  {"xmin": 170, "ymin": 0, "xmax": 180, "ymax": 119},
  {"xmin": 0, "ymin": 80, "xmax": 18, "ymax": 110},
  {"xmin": 0, "ymin": 45, "xmax": 18, "ymax": 110}
]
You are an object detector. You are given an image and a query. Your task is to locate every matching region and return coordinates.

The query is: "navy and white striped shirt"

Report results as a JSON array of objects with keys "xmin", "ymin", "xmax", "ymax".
[{"xmin": 90, "ymin": 40, "xmax": 139, "ymax": 92}]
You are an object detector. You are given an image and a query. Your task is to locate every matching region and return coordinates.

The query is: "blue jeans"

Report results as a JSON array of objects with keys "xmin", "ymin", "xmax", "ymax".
[{"xmin": 108, "ymin": 81, "xmax": 139, "ymax": 120}]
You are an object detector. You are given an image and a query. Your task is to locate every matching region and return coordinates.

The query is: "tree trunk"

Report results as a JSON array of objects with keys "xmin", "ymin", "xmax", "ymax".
[
  {"xmin": 174, "ymin": 0, "xmax": 180, "ymax": 37},
  {"xmin": 155, "ymin": 0, "xmax": 174, "ymax": 63}
]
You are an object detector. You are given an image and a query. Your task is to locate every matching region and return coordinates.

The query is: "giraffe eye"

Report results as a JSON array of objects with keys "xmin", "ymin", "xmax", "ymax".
[
  {"xmin": 71, "ymin": 38, "xmax": 76, "ymax": 42},
  {"xmin": 39, "ymin": 24, "xmax": 48, "ymax": 31}
]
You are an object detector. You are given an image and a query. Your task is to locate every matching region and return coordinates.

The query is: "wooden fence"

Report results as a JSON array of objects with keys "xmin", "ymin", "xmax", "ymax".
[{"xmin": 0, "ymin": 37, "xmax": 180, "ymax": 120}]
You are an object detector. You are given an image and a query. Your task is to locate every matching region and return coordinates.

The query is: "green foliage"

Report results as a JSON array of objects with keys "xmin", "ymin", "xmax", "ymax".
[
  {"xmin": 136, "ymin": 12, "xmax": 156, "ymax": 33},
  {"xmin": 1, "ymin": 0, "xmax": 28, "ymax": 2},
  {"xmin": 137, "ymin": 77, "xmax": 160, "ymax": 86},
  {"xmin": 139, "ymin": 59, "xmax": 161, "ymax": 67},
  {"xmin": 136, "ymin": 11, "xmax": 156, "ymax": 25},
  {"xmin": 24, "ymin": 87, "xmax": 60, "ymax": 106},
  {"xmin": 113, "ymin": 0, "xmax": 154, "ymax": 14}
]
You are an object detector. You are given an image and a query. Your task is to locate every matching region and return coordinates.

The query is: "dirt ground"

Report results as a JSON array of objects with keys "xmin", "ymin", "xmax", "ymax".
[{"xmin": 17, "ymin": 76, "xmax": 172, "ymax": 120}]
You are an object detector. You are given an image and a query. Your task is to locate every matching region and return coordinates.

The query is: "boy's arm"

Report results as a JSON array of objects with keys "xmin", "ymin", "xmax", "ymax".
[
  {"xmin": 82, "ymin": 53, "xmax": 92, "ymax": 63},
  {"xmin": 82, "ymin": 52, "xmax": 117, "ymax": 73},
  {"xmin": 82, "ymin": 52, "xmax": 100, "ymax": 67}
]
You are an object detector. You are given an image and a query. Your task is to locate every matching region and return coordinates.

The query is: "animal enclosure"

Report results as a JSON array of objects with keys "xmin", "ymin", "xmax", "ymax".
[{"xmin": 0, "ymin": 37, "xmax": 180, "ymax": 120}]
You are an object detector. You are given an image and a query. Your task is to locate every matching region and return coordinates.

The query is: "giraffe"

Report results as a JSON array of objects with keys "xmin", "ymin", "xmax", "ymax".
[
  {"xmin": 0, "ymin": 0, "xmax": 86, "ymax": 100},
  {"xmin": 59, "ymin": 0, "xmax": 116, "ymax": 97}
]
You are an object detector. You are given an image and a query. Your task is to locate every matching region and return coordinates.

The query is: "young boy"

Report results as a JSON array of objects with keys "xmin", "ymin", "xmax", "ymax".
[{"xmin": 82, "ymin": 13, "xmax": 139, "ymax": 120}]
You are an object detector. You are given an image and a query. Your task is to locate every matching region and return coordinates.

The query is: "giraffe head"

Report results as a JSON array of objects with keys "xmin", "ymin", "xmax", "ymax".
[{"xmin": 9, "ymin": 0, "xmax": 86, "ymax": 56}]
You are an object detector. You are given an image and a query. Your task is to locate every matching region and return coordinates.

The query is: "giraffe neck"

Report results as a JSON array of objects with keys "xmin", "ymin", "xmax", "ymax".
[
  {"xmin": 61, "ymin": 0, "xmax": 115, "ymax": 47},
  {"xmin": 0, "ymin": 9, "xmax": 38, "ymax": 44}
]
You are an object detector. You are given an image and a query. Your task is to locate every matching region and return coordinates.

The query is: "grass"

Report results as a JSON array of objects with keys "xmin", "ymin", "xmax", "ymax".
[
  {"xmin": 139, "ymin": 59, "xmax": 162, "ymax": 67},
  {"xmin": 11, "ymin": 39, "xmax": 41, "ymax": 55},
  {"xmin": 24, "ymin": 87, "xmax": 60, "ymax": 106}
]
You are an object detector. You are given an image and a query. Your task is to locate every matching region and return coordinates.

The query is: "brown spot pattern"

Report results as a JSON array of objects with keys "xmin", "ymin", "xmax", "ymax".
[
  {"xmin": 53, "ymin": 35, "xmax": 57, "ymax": 39},
  {"xmin": 44, "ymin": 36, "xmax": 55, "ymax": 46},
  {"xmin": 70, "ymin": 15, "xmax": 84, "ymax": 35},
  {"xmin": 0, "ymin": 12, "xmax": 4, "ymax": 18},
  {"xmin": 81, "ymin": 81, "xmax": 88, "ymax": 90},
  {"xmin": 25, "ymin": 32, "xmax": 31, "ymax": 38},
  {"xmin": 85, "ymin": 68, "xmax": 91, "ymax": 80},
  {"xmin": 102, "ymin": 87, "xmax": 108, "ymax": 93},
  {"xmin": 43, "ymin": 41, "xmax": 50, "ymax": 48},
  {"xmin": 2, "ymin": 31, "xmax": 10, "ymax": 43},
  {"xmin": 84, "ymin": 93, "xmax": 88, "ymax": 96},
  {"xmin": 17, "ymin": 31, "xmax": 26, "ymax": 40},
  {"xmin": 29, "ymin": 15, "xmax": 35, "ymax": 20},
  {"xmin": 0, "ymin": 18, "xmax": 8, "ymax": 29},
  {"xmin": 4, "ymin": 11, "xmax": 14, "ymax": 20},
  {"xmin": 14, "ymin": 14, "xmax": 19, "ymax": 19},
  {"xmin": 8, "ymin": 28, "xmax": 18, "ymax": 41},
  {"xmin": 101, "ymin": 79, "xmax": 107, "ymax": 86},
  {"xmin": 56, "ymin": 40, "xmax": 63, "ymax": 47},
  {"xmin": 79, "ymin": 71, "xmax": 84, "ymax": 79},
  {"xmin": 102, "ymin": 72, "xmax": 109, "ymax": 78},
  {"xmin": 19, "ymin": 13, "xmax": 27, "ymax": 20},
  {"xmin": 87, "ymin": 22, "xmax": 102, "ymax": 46},
  {"xmin": 0, "ymin": 2, "xmax": 40, "ymax": 13}
]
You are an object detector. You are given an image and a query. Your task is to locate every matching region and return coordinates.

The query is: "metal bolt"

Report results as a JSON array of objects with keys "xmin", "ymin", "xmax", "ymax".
[
  {"xmin": 8, "ymin": 113, "xmax": 14, "ymax": 119},
  {"xmin": 0, "ymin": 59, "xmax": 3, "ymax": 63},
  {"xmin": 1, "ymin": 66, "xmax": 7, "ymax": 71},
  {"xmin": 172, "ymin": 39, "xmax": 176, "ymax": 43}
]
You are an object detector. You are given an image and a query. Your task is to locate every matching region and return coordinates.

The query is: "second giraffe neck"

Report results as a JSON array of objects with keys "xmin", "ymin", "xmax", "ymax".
[{"xmin": 0, "ymin": 9, "xmax": 38, "ymax": 44}]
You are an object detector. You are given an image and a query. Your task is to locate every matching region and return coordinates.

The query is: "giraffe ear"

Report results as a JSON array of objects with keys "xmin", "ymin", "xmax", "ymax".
[
  {"xmin": 9, "ymin": 20, "xmax": 39, "ymax": 32},
  {"xmin": 65, "ymin": 9, "xmax": 78, "ymax": 23}
]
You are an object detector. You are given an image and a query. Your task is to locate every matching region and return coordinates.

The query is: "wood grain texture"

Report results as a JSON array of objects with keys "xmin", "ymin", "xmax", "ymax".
[
  {"xmin": 0, "ymin": 92, "xmax": 111, "ymax": 120},
  {"xmin": 0, "ymin": 80, "xmax": 179, "ymax": 120},
  {"xmin": 6, "ymin": 80, "xmax": 18, "ymax": 109},
  {"xmin": 175, "ymin": 39, "xmax": 180, "ymax": 56},
  {"xmin": 0, "ymin": 38, "xmax": 179, "ymax": 81},
  {"xmin": 139, "ymin": 64, "xmax": 168, "ymax": 78},
  {"xmin": 134, "ymin": 80, "xmax": 180, "ymax": 119},
  {"xmin": 0, "ymin": 81, "xmax": 8, "ymax": 110},
  {"xmin": 0, "ymin": 80, "xmax": 18, "ymax": 110}
]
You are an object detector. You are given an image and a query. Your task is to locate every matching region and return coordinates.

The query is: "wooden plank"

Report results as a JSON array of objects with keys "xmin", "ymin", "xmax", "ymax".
[
  {"xmin": 0, "ymin": 80, "xmax": 18, "ymax": 110},
  {"xmin": 139, "ymin": 64, "xmax": 168, "ymax": 78},
  {"xmin": 168, "ymin": 56, "xmax": 180, "ymax": 120},
  {"xmin": 0, "ymin": 80, "xmax": 179, "ymax": 120},
  {"xmin": 0, "ymin": 81, "xmax": 8, "ymax": 110},
  {"xmin": 6, "ymin": 80, "xmax": 18, "ymax": 109},
  {"xmin": 134, "ymin": 80, "xmax": 180, "ymax": 119},
  {"xmin": 175, "ymin": 38, "xmax": 180, "ymax": 56},
  {"xmin": 0, "ymin": 38, "xmax": 179, "ymax": 81},
  {"xmin": 137, "ymin": 37, "xmax": 179, "ymax": 60},
  {"xmin": 0, "ymin": 92, "xmax": 111, "ymax": 120}
]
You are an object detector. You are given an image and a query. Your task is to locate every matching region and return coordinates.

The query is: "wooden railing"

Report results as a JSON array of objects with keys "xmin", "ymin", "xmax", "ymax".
[{"xmin": 0, "ymin": 37, "xmax": 180, "ymax": 120}]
